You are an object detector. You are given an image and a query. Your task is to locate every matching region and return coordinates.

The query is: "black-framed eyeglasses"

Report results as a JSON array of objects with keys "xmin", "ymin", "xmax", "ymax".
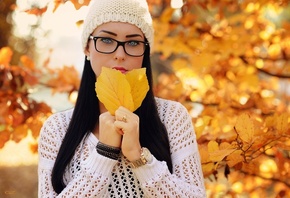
[{"xmin": 89, "ymin": 36, "xmax": 149, "ymax": 57}]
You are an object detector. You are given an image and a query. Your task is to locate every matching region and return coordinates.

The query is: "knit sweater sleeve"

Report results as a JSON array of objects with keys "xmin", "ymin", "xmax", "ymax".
[
  {"xmin": 132, "ymin": 99, "xmax": 206, "ymax": 197},
  {"xmin": 38, "ymin": 110, "xmax": 118, "ymax": 197}
]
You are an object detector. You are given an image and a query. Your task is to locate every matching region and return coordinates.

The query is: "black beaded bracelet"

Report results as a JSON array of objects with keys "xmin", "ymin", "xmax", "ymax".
[
  {"xmin": 96, "ymin": 148, "xmax": 120, "ymax": 160},
  {"xmin": 97, "ymin": 142, "xmax": 121, "ymax": 154},
  {"xmin": 96, "ymin": 142, "xmax": 121, "ymax": 160}
]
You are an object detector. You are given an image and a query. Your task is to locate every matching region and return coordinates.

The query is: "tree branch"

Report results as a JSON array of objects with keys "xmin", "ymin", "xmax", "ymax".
[
  {"xmin": 239, "ymin": 55, "xmax": 290, "ymax": 79},
  {"xmin": 241, "ymin": 170, "xmax": 290, "ymax": 188}
]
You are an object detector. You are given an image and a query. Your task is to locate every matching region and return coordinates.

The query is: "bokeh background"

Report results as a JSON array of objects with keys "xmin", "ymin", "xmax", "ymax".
[{"xmin": 1, "ymin": 0, "xmax": 290, "ymax": 197}]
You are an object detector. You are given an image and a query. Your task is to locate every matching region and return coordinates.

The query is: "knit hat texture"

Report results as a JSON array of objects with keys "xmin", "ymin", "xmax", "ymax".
[{"xmin": 81, "ymin": 0, "xmax": 153, "ymax": 52}]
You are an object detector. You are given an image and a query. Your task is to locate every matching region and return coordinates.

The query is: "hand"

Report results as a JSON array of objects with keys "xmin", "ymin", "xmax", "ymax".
[
  {"xmin": 114, "ymin": 106, "xmax": 142, "ymax": 161},
  {"xmin": 99, "ymin": 111, "xmax": 122, "ymax": 148}
]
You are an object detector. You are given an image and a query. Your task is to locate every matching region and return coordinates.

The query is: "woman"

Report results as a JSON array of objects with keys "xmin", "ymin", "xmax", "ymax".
[{"xmin": 38, "ymin": 0, "xmax": 206, "ymax": 197}]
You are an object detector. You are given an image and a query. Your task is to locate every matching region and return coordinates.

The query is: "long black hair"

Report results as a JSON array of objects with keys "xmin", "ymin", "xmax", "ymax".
[{"xmin": 51, "ymin": 46, "xmax": 173, "ymax": 193}]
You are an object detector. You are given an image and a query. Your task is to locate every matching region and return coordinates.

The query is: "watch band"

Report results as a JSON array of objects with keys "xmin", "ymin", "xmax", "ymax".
[{"xmin": 129, "ymin": 147, "xmax": 152, "ymax": 168}]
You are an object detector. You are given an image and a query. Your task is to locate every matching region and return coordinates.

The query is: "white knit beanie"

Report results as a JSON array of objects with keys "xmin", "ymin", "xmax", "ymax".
[{"xmin": 81, "ymin": 0, "xmax": 154, "ymax": 52}]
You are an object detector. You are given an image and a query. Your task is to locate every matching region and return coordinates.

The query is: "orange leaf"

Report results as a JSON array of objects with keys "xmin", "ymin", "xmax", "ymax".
[
  {"xmin": 20, "ymin": 55, "xmax": 35, "ymax": 70},
  {"xmin": 52, "ymin": 0, "xmax": 62, "ymax": 12},
  {"xmin": 47, "ymin": 66, "xmax": 80, "ymax": 93},
  {"xmin": 11, "ymin": 108, "xmax": 25, "ymax": 127},
  {"xmin": 0, "ymin": 47, "xmax": 13, "ymax": 65},
  {"xmin": 276, "ymin": 113, "xmax": 289, "ymax": 135},
  {"xmin": 30, "ymin": 143, "xmax": 38, "ymax": 153},
  {"xmin": 11, "ymin": 125, "xmax": 28, "ymax": 143},
  {"xmin": 227, "ymin": 150, "xmax": 244, "ymax": 168},
  {"xmin": 242, "ymin": 161, "xmax": 259, "ymax": 175},
  {"xmin": 60, "ymin": 66, "xmax": 80, "ymax": 87},
  {"xmin": 0, "ymin": 130, "xmax": 11, "ymax": 149},
  {"xmin": 24, "ymin": 7, "xmax": 47, "ymax": 16},
  {"xmin": 36, "ymin": 102, "xmax": 52, "ymax": 115},
  {"xmin": 23, "ymin": 73, "xmax": 38, "ymax": 86},
  {"xmin": 26, "ymin": 117, "xmax": 43, "ymax": 139},
  {"xmin": 70, "ymin": 0, "xmax": 90, "ymax": 10},
  {"xmin": 235, "ymin": 113, "xmax": 254, "ymax": 143}
]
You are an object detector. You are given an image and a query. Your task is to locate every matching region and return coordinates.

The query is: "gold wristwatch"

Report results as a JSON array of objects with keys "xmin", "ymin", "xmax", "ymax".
[{"xmin": 130, "ymin": 147, "xmax": 152, "ymax": 168}]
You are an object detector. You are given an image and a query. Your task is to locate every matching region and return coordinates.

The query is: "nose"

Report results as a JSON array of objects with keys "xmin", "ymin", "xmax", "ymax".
[{"xmin": 114, "ymin": 45, "xmax": 126, "ymax": 60}]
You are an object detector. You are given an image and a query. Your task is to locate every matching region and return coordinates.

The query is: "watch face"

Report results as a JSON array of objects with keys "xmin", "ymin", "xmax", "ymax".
[
  {"xmin": 142, "ymin": 148, "xmax": 152, "ymax": 163},
  {"xmin": 143, "ymin": 148, "xmax": 149, "ymax": 157}
]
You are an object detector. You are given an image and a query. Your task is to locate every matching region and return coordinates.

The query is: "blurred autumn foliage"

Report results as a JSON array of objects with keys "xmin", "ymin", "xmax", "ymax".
[
  {"xmin": 1, "ymin": 0, "xmax": 290, "ymax": 197},
  {"xmin": 0, "ymin": 0, "xmax": 15, "ymax": 47}
]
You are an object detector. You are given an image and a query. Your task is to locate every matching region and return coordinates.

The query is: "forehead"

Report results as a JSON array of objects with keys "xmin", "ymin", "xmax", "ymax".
[{"xmin": 92, "ymin": 22, "xmax": 144, "ymax": 36}]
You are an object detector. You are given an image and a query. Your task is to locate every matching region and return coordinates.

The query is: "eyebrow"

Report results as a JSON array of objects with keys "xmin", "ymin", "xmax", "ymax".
[{"xmin": 99, "ymin": 30, "xmax": 143, "ymax": 38}]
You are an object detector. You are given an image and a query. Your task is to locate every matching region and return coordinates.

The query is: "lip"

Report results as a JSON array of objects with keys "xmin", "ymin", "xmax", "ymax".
[{"xmin": 113, "ymin": 66, "xmax": 128, "ymax": 74}]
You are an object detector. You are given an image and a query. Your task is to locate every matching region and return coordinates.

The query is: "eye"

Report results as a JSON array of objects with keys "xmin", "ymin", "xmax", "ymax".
[
  {"xmin": 127, "ymin": 40, "xmax": 141, "ymax": 46},
  {"xmin": 100, "ymin": 37, "xmax": 114, "ymax": 44}
]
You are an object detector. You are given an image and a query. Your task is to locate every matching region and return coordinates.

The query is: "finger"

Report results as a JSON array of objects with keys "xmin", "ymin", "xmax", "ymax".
[
  {"xmin": 99, "ymin": 111, "xmax": 115, "ymax": 122},
  {"xmin": 115, "ymin": 107, "xmax": 138, "ymax": 123},
  {"xmin": 114, "ymin": 121, "xmax": 125, "ymax": 135},
  {"xmin": 117, "ymin": 106, "xmax": 131, "ymax": 113},
  {"xmin": 115, "ymin": 111, "xmax": 129, "ymax": 123}
]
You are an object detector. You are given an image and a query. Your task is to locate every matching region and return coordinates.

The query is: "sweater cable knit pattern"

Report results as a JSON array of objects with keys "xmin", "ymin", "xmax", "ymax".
[{"xmin": 38, "ymin": 97, "xmax": 206, "ymax": 197}]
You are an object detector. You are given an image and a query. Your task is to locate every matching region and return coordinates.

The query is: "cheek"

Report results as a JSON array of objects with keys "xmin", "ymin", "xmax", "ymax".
[
  {"xmin": 131, "ymin": 58, "xmax": 144, "ymax": 69},
  {"xmin": 90, "ymin": 59, "xmax": 102, "ymax": 77}
]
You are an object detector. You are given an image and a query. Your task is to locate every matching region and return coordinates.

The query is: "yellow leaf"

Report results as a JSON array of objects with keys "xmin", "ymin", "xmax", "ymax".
[
  {"xmin": 195, "ymin": 116, "xmax": 212, "ymax": 139},
  {"xmin": 265, "ymin": 115, "xmax": 275, "ymax": 128},
  {"xmin": 160, "ymin": 7, "xmax": 174, "ymax": 23},
  {"xmin": 95, "ymin": 67, "xmax": 149, "ymax": 115},
  {"xmin": 268, "ymin": 43, "xmax": 282, "ymax": 59},
  {"xmin": 202, "ymin": 162, "xmax": 215, "ymax": 176},
  {"xmin": 76, "ymin": 20, "xmax": 83, "ymax": 28},
  {"xmin": 208, "ymin": 141, "xmax": 236, "ymax": 162},
  {"xmin": 219, "ymin": 142, "xmax": 235, "ymax": 150},
  {"xmin": 208, "ymin": 140, "xmax": 219, "ymax": 152},
  {"xmin": 276, "ymin": 113, "xmax": 289, "ymax": 134},
  {"xmin": 235, "ymin": 113, "xmax": 254, "ymax": 143},
  {"xmin": 125, "ymin": 68, "xmax": 149, "ymax": 111},
  {"xmin": 209, "ymin": 148, "xmax": 236, "ymax": 163},
  {"xmin": 198, "ymin": 145, "xmax": 210, "ymax": 163},
  {"xmin": 96, "ymin": 67, "xmax": 133, "ymax": 115},
  {"xmin": 227, "ymin": 150, "xmax": 244, "ymax": 168}
]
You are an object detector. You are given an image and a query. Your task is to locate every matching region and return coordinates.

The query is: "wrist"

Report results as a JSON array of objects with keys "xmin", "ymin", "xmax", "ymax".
[{"xmin": 126, "ymin": 148, "xmax": 142, "ymax": 162}]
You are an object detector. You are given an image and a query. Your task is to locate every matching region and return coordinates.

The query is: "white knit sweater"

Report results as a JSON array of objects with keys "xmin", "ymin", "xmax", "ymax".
[{"xmin": 38, "ymin": 97, "xmax": 206, "ymax": 197}]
